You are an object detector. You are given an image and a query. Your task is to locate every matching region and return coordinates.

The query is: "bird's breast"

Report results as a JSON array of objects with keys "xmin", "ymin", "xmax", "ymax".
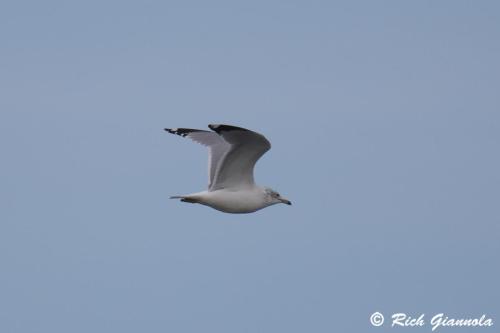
[{"xmin": 199, "ymin": 189, "xmax": 268, "ymax": 214}]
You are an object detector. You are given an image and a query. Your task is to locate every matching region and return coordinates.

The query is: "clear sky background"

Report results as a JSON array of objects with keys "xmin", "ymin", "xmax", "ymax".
[{"xmin": 1, "ymin": 1, "xmax": 499, "ymax": 332}]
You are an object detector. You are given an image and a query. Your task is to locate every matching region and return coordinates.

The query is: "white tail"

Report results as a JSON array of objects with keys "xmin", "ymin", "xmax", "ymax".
[{"xmin": 170, "ymin": 195, "xmax": 198, "ymax": 203}]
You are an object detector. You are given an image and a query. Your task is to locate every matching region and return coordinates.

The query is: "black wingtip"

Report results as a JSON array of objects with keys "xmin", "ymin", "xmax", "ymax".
[
  {"xmin": 164, "ymin": 128, "xmax": 178, "ymax": 135},
  {"xmin": 164, "ymin": 128, "xmax": 205, "ymax": 137},
  {"xmin": 208, "ymin": 124, "xmax": 219, "ymax": 132}
]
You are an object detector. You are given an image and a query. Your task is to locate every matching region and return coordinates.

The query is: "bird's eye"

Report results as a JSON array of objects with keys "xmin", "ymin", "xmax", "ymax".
[{"xmin": 276, "ymin": 193, "xmax": 280, "ymax": 197}]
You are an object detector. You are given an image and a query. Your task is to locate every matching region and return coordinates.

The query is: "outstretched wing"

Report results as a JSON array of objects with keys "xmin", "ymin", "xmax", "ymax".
[
  {"xmin": 208, "ymin": 124, "xmax": 271, "ymax": 191},
  {"xmin": 164, "ymin": 128, "xmax": 230, "ymax": 189}
]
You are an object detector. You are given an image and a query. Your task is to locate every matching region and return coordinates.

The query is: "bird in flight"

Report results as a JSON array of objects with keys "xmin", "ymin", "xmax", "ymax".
[{"xmin": 165, "ymin": 124, "xmax": 291, "ymax": 214}]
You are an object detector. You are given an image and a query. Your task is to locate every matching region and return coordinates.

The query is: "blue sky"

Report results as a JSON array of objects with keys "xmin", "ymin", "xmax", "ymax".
[{"xmin": 1, "ymin": 1, "xmax": 499, "ymax": 332}]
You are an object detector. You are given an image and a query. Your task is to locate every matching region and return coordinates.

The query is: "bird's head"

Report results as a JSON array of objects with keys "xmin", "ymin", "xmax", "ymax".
[{"xmin": 264, "ymin": 187, "xmax": 292, "ymax": 206}]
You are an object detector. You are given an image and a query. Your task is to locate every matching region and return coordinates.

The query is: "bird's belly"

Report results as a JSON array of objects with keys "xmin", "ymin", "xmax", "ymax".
[{"xmin": 201, "ymin": 189, "xmax": 266, "ymax": 214}]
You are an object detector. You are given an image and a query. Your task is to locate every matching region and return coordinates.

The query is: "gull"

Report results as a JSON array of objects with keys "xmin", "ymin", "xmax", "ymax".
[{"xmin": 164, "ymin": 124, "xmax": 291, "ymax": 214}]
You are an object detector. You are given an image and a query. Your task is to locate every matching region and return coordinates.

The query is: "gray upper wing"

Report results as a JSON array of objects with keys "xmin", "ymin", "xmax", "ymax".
[{"xmin": 207, "ymin": 124, "xmax": 271, "ymax": 191}]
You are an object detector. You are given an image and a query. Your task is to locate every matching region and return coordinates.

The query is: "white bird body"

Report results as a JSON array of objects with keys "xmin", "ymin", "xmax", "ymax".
[
  {"xmin": 165, "ymin": 124, "xmax": 291, "ymax": 214},
  {"xmin": 178, "ymin": 186, "xmax": 272, "ymax": 214}
]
